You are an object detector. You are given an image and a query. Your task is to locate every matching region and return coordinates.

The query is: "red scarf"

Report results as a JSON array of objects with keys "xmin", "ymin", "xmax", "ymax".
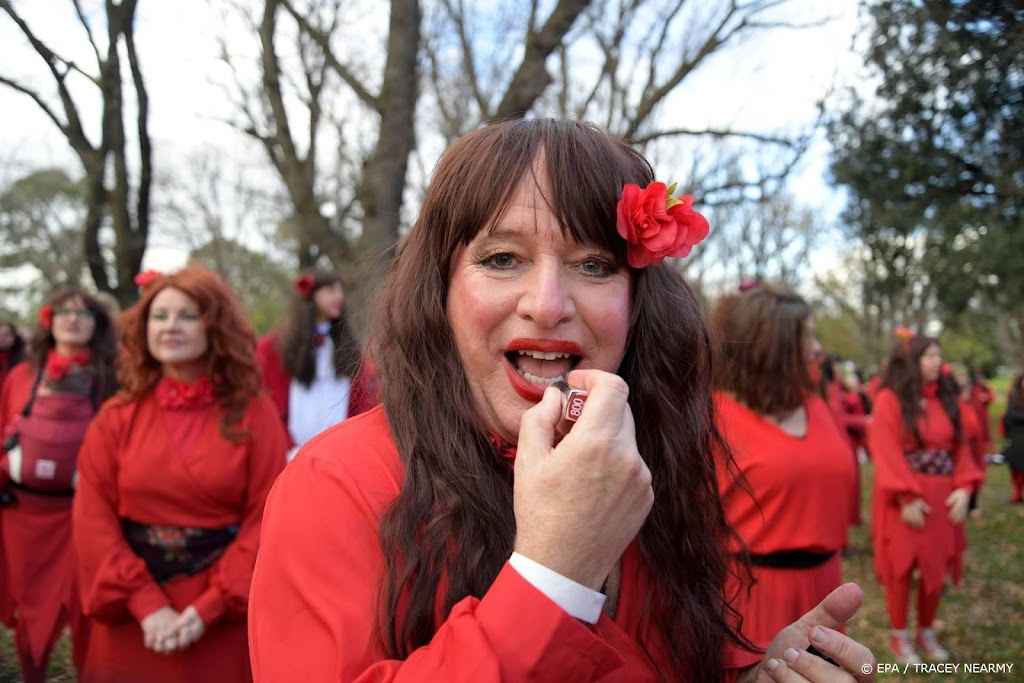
[
  {"xmin": 156, "ymin": 375, "xmax": 216, "ymax": 410},
  {"xmin": 44, "ymin": 349, "xmax": 92, "ymax": 381}
]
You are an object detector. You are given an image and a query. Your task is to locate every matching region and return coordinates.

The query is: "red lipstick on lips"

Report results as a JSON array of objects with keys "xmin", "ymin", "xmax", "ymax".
[{"xmin": 504, "ymin": 338, "xmax": 582, "ymax": 402}]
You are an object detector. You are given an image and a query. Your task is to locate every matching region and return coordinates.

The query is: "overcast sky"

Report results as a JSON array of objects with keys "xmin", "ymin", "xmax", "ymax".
[{"xmin": 0, "ymin": 0, "xmax": 865, "ymax": 273}]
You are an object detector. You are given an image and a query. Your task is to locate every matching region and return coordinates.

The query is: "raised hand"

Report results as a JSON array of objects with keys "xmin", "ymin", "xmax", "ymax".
[{"xmin": 513, "ymin": 369, "xmax": 653, "ymax": 590}]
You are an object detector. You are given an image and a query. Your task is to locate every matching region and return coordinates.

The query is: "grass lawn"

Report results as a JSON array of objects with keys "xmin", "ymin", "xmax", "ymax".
[{"xmin": 3, "ymin": 400, "xmax": 1021, "ymax": 681}]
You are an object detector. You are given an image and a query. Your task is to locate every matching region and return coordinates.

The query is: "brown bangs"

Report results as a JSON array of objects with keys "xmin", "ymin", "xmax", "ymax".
[{"xmin": 427, "ymin": 119, "xmax": 653, "ymax": 283}]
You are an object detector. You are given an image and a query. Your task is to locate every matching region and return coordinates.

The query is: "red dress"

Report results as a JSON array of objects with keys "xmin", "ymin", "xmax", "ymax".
[
  {"xmin": 254, "ymin": 332, "xmax": 377, "ymax": 447},
  {"xmin": 73, "ymin": 389, "xmax": 288, "ymax": 683},
  {"xmin": 1, "ymin": 362, "xmax": 93, "ymax": 681},
  {"xmin": 824, "ymin": 381, "xmax": 865, "ymax": 525},
  {"xmin": 951, "ymin": 400, "xmax": 984, "ymax": 586},
  {"xmin": 867, "ymin": 388, "xmax": 982, "ymax": 595},
  {"xmin": 715, "ymin": 393, "xmax": 855, "ymax": 646},
  {"xmin": 249, "ymin": 406, "xmax": 762, "ymax": 681}
]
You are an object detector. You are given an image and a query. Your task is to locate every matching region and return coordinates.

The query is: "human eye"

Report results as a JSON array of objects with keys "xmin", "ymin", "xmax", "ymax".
[
  {"xmin": 180, "ymin": 310, "xmax": 201, "ymax": 321},
  {"xmin": 149, "ymin": 309, "xmax": 168, "ymax": 321},
  {"xmin": 479, "ymin": 252, "xmax": 520, "ymax": 270},
  {"xmin": 578, "ymin": 254, "xmax": 620, "ymax": 278}
]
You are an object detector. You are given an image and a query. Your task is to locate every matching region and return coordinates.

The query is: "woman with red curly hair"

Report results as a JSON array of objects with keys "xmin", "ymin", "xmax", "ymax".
[
  {"xmin": 72, "ymin": 265, "xmax": 288, "ymax": 683},
  {"xmin": 255, "ymin": 270, "xmax": 376, "ymax": 460},
  {"xmin": 1, "ymin": 289, "xmax": 118, "ymax": 683}
]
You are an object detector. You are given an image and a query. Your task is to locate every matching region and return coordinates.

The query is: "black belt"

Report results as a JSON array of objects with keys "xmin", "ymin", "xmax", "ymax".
[
  {"xmin": 122, "ymin": 519, "xmax": 239, "ymax": 584},
  {"xmin": 11, "ymin": 481, "xmax": 76, "ymax": 497},
  {"xmin": 749, "ymin": 550, "xmax": 836, "ymax": 569}
]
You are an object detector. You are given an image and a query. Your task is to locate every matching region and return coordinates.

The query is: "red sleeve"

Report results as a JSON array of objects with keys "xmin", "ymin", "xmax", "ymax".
[
  {"xmin": 0, "ymin": 364, "xmax": 33, "ymax": 490},
  {"xmin": 190, "ymin": 395, "xmax": 288, "ymax": 626},
  {"xmin": 254, "ymin": 333, "xmax": 289, "ymax": 422},
  {"xmin": 73, "ymin": 400, "xmax": 171, "ymax": 623},
  {"xmin": 249, "ymin": 445, "xmax": 624, "ymax": 682},
  {"xmin": 347, "ymin": 357, "xmax": 379, "ymax": 417},
  {"xmin": 866, "ymin": 390, "xmax": 922, "ymax": 504},
  {"xmin": 953, "ymin": 437, "xmax": 983, "ymax": 494}
]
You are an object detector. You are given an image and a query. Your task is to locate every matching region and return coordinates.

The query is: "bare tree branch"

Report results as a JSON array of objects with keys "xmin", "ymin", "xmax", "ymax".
[
  {"xmin": 632, "ymin": 127, "xmax": 802, "ymax": 146},
  {"xmin": 72, "ymin": 0, "xmax": 103, "ymax": 67}
]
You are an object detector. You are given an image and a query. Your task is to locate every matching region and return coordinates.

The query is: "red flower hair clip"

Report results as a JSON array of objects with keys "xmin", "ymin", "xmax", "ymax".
[
  {"xmin": 616, "ymin": 182, "xmax": 710, "ymax": 268},
  {"xmin": 38, "ymin": 305, "xmax": 53, "ymax": 330},
  {"xmin": 893, "ymin": 326, "xmax": 915, "ymax": 353},
  {"xmin": 134, "ymin": 269, "xmax": 163, "ymax": 288},
  {"xmin": 294, "ymin": 275, "xmax": 316, "ymax": 298},
  {"xmin": 738, "ymin": 278, "xmax": 760, "ymax": 292}
]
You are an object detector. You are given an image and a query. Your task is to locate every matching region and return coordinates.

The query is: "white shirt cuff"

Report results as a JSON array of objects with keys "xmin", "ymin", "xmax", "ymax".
[{"xmin": 508, "ymin": 552, "xmax": 606, "ymax": 624}]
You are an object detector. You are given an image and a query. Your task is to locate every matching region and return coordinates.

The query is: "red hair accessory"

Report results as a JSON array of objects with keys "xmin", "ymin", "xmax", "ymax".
[
  {"xmin": 294, "ymin": 275, "xmax": 316, "ymax": 298},
  {"xmin": 616, "ymin": 182, "xmax": 710, "ymax": 268},
  {"xmin": 38, "ymin": 305, "xmax": 53, "ymax": 330},
  {"xmin": 893, "ymin": 326, "xmax": 915, "ymax": 353},
  {"xmin": 738, "ymin": 278, "xmax": 759, "ymax": 292},
  {"xmin": 134, "ymin": 270, "xmax": 163, "ymax": 288}
]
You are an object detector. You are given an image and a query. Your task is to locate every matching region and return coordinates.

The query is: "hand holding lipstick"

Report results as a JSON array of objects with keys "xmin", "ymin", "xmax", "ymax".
[{"xmin": 512, "ymin": 369, "xmax": 654, "ymax": 592}]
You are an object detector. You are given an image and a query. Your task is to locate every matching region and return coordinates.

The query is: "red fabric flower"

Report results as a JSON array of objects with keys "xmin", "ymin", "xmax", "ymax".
[
  {"xmin": 616, "ymin": 182, "xmax": 710, "ymax": 268},
  {"xmin": 738, "ymin": 278, "xmax": 760, "ymax": 292},
  {"xmin": 294, "ymin": 275, "xmax": 316, "ymax": 297},
  {"xmin": 38, "ymin": 305, "xmax": 53, "ymax": 330},
  {"xmin": 134, "ymin": 269, "xmax": 163, "ymax": 288},
  {"xmin": 44, "ymin": 350, "xmax": 91, "ymax": 381},
  {"xmin": 893, "ymin": 326, "xmax": 915, "ymax": 353},
  {"xmin": 155, "ymin": 375, "xmax": 217, "ymax": 410}
]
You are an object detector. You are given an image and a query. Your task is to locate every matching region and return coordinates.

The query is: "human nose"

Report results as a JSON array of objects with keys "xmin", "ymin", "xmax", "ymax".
[{"xmin": 516, "ymin": 259, "xmax": 575, "ymax": 328}]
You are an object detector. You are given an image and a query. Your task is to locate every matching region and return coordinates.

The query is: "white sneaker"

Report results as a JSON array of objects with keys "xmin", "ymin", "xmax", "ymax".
[
  {"xmin": 915, "ymin": 629, "xmax": 950, "ymax": 662},
  {"xmin": 890, "ymin": 632, "xmax": 923, "ymax": 664}
]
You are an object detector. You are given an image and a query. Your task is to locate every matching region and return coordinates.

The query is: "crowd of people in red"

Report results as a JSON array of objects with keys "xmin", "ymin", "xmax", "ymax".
[{"xmin": 0, "ymin": 118, "xmax": 1019, "ymax": 683}]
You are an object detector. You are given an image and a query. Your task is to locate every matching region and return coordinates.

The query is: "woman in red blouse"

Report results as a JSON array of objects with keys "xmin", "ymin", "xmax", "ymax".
[
  {"xmin": 72, "ymin": 266, "xmax": 288, "ymax": 683},
  {"xmin": 249, "ymin": 119, "xmax": 877, "ymax": 682},
  {"xmin": 867, "ymin": 334, "xmax": 981, "ymax": 665},
  {"xmin": 711, "ymin": 285, "xmax": 856, "ymax": 647},
  {"xmin": 1, "ymin": 290, "xmax": 118, "ymax": 682}
]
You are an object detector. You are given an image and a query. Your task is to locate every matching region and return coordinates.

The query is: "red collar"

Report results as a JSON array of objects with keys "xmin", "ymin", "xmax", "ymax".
[
  {"xmin": 156, "ymin": 375, "xmax": 216, "ymax": 410},
  {"xmin": 922, "ymin": 381, "xmax": 939, "ymax": 399},
  {"xmin": 487, "ymin": 432, "xmax": 517, "ymax": 461}
]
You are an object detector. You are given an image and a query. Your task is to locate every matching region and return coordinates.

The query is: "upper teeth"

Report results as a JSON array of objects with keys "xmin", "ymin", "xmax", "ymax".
[{"xmin": 517, "ymin": 350, "xmax": 571, "ymax": 360}]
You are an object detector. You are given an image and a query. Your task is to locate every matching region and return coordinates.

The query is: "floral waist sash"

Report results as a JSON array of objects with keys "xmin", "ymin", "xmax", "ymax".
[
  {"xmin": 122, "ymin": 519, "xmax": 239, "ymax": 584},
  {"xmin": 904, "ymin": 449, "xmax": 954, "ymax": 475}
]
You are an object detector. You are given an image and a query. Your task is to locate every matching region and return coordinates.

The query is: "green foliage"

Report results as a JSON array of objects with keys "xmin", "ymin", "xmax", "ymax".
[
  {"xmin": 0, "ymin": 168, "xmax": 89, "ymax": 295},
  {"xmin": 828, "ymin": 0, "xmax": 1024, "ymax": 354}
]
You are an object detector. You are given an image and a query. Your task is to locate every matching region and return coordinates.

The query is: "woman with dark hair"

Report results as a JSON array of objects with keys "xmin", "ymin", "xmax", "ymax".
[
  {"xmin": 943, "ymin": 362, "xmax": 984, "ymax": 587},
  {"xmin": 0, "ymin": 289, "xmax": 118, "ymax": 682},
  {"xmin": 816, "ymin": 353, "xmax": 866, "ymax": 527},
  {"xmin": 72, "ymin": 266, "xmax": 288, "ymax": 682},
  {"xmin": 711, "ymin": 285, "xmax": 856, "ymax": 647},
  {"xmin": 250, "ymin": 119, "xmax": 876, "ymax": 682},
  {"xmin": 0, "ymin": 321, "xmax": 27, "ymax": 387},
  {"xmin": 1003, "ymin": 371, "xmax": 1024, "ymax": 503},
  {"xmin": 867, "ymin": 333, "xmax": 981, "ymax": 664},
  {"xmin": 255, "ymin": 270, "xmax": 376, "ymax": 460}
]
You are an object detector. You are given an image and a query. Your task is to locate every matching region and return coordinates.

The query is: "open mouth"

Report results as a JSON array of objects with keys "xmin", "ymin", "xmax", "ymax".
[{"xmin": 505, "ymin": 349, "xmax": 581, "ymax": 386}]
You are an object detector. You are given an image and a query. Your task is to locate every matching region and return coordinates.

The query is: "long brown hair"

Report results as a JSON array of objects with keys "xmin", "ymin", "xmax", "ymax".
[
  {"xmin": 29, "ymin": 288, "xmax": 119, "ymax": 403},
  {"xmin": 711, "ymin": 284, "xmax": 814, "ymax": 415},
  {"xmin": 117, "ymin": 266, "xmax": 261, "ymax": 442},
  {"xmin": 277, "ymin": 270, "xmax": 361, "ymax": 385},
  {"xmin": 1009, "ymin": 371, "xmax": 1024, "ymax": 414},
  {"xmin": 371, "ymin": 119, "xmax": 749, "ymax": 681},
  {"xmin": 881, "ymin": 335, "xmax": 961, "ymax": 444}
]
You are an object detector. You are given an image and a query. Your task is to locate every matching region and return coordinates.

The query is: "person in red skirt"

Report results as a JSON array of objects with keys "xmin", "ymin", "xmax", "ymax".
[
  {"xmin": 867, "ymin": 331, "xmax": 981, "ymax": 664},
  {"xmin": 72, "ymin": 266, "xmax": 288, "ymax": 683},
  {"xmin": 712, "ymin": 285, "xmax": 857, "ymax": 647},
  {"xmin": 254, "ymin": 271, "xmax": 376, "ymax": 461},
  {"xmin": 0, "ymin": 289, "xmax": 119, "ymax": 682},
  {"xmin": 1002, "ymin": 371, "xmax": 1024, "ymax": 503}
]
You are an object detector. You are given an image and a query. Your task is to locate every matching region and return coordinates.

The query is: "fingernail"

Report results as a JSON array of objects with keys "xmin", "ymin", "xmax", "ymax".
[
  {"xmin": 767, "ymin": 658, "xmax": 780, "ymax": 672},
  {"xmin": 784, "ymin": 648, "xmax": 800, "ymax": 663},
  {"xmin": 811, "ymin": 626, "xmax": 828, "ymax": 644}
]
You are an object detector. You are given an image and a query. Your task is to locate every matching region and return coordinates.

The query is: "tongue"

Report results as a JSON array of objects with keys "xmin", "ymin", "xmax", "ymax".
[{"xmin": 516, "ymin": 355, "xmax": 572, "ymax": 379}]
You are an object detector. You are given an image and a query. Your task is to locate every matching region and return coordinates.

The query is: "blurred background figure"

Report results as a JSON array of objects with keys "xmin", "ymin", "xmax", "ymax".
[
  {"xmin": 868, "ymin": 333, "xmax": 981, "ymax": 664},
  {"xmin": 0, "ymin": 289, "xmax": 118, "ymax": 682},
  {"xmin": 817, "ymin": 352, "xmax": 866, "ymax": 528},
  {"xmin": 255, "ymin": 271, "xmax": 376, "ymax": 461},
  {"xmin": 944, "ymin": 362, "xmax": 985, "ymax": 588},
  {"xmin": 966, "ymin": 367, "xmax": 995, "ymax": 460},
  {"xmin": 0, "ymin": 321, "xmax": 27, "ymax": 388},
  {"xmin": 1002, "ymin": 371, "xmax": 1024, "ymax": 504},
  {"xmin": 712, "ymin": 284, "xmax": 856, "ymax": 646},
  {"xmin": 72, "ymin": 266, "xmax": 288, "ymax": 683}
]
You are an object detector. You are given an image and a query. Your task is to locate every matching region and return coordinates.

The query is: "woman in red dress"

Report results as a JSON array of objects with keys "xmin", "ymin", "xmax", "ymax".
[
  {"xmin": 249, "ymin": 119, "xmax": 878, "ymax": 682},
  {"xmin": 254, "ymin": 270, "xmax": 375, "ymax": 460},
  {"xmin": 867, "ymin": 334, "xmax": 981, "ymax": 664},
  {"xmin": 944, "ymin": 363, "xmax": 984, "ymax": 587},
  {"xmin": 72, "ymin": 266, "xmax": 288, "ymax": 683},
  {"xmin": 0, "ymin": 321, "xmax": 27, "ymax": 389},
  {"xmin": 711, "ymin": 285, "xmax": 856, "ymax": 647},
  {"xmin": 0, "ymin": 290, "xmax": 118, "ymax": 683}
]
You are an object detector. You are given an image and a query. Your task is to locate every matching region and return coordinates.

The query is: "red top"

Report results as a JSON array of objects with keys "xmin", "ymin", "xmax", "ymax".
[
  {"xmin": 867, "ymin": 389, "xmax": 981, "ymax": 505},
  {"xmin": 0, "ymin": 361, "xmax": 33, "ymax": 490},
  {"xmin": 73, "ymin": 390, "xmax": 287, "ymax": 627},
  {"xmin": 716, "ymin": 392, "xmax": 855, "ymax": 554},
  {"xmin": 249, "ymin": 406, "xmax": 761, "ymax": 682},
  {"xmin": 254, "ymin": 332, "xmax": 378, "ymax": 446}
]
